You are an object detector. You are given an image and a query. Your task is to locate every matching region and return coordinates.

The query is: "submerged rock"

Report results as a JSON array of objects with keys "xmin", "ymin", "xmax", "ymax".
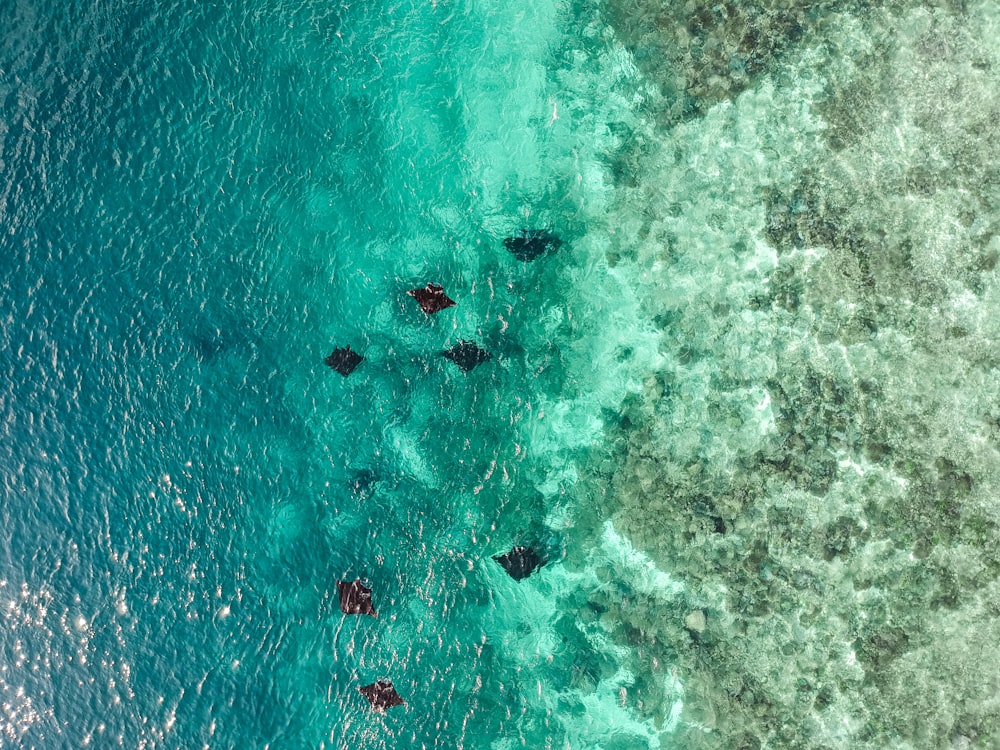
[{"xmin": 685, "ymin": 609, "xmax": 707, "ymax": 633}]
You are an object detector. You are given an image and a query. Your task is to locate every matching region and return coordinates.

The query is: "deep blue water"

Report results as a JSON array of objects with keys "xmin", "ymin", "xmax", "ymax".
[
  {"xmin": 7, "ymin": 0, "xmax": 1000, "ymax": 748},
  {"xmin": 0, "ymin": 1, "xmax": 604, "ymax": 747}
]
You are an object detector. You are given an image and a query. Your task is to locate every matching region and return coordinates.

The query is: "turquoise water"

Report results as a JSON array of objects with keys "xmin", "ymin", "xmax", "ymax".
[{"xmin": 2, "ymin": 0, "xmax": 999, "ymax": 748}]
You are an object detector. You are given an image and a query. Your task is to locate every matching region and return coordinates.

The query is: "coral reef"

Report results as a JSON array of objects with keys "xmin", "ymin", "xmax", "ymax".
[
  {"xmin": 580, "ymin": 1, "xmax": 1000, "ymax": 747},
  {"xmin": 603, "ymin": 0, "xmax": 874, "ymax": 126}
]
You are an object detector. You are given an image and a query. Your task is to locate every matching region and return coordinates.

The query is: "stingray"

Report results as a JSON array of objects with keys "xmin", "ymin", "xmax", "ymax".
[
  {"xmin": 324, "ymin": 346, "xmax": 364, "ymax": 376},
  {"xmin": 359, "ymin": 680, "xmax": 405, "ymax": 711},
  {"xmin": 191, "ymin": 325, "xmax": 226, "ymax": 362},
  {"xmin": 337, "ymin": 579, "xmax": 377, "ymax": 617},
  {"xmin": 408, "ymin": 283, "xmax": 456, "ymax": 314},
  {"xmin": 503, "ymin": 229, "xmax": 563, "ymax": 261},
  {"xmin": 493, "ymin": 545, "xmax": 547, "ymax": 581},
  {"xmin": 440, "ymin": 340, "xmax": 492, "ymax": 372},
  {"xmin": 348, "ymin": 468, "xmax": 378, "ymax": 497}
]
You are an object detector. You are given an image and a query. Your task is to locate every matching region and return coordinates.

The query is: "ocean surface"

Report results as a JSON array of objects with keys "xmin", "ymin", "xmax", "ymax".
[{"xmin": 1, "ymin": 1, "xmax": 999, "ymax": 748}]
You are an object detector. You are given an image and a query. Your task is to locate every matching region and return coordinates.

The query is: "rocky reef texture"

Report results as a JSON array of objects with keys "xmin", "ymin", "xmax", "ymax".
[
  {"xmin": 602, "ymin": 0, "xmax": 897, "ymax": 127},
  {"xmin": 581, "ymin": 2, "xmax": 1000, "ymax": 747}
]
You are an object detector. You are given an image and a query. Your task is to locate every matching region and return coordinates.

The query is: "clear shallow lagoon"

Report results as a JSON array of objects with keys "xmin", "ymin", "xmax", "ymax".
[{"xmin": 1, "ymin": 1, "xmax": 998, "ymax": 748}]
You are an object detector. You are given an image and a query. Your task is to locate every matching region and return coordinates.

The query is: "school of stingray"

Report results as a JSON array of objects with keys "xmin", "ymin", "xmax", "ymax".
[{"xmin": 327, "ymin": 228, "xmax": 562, "ymax": 712}]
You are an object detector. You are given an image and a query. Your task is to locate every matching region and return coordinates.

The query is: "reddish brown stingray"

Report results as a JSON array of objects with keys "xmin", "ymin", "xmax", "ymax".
[
  {"xmin": 407, "ymin": 283, "xmax": 456, "ymax": 314},
  {"xmin": 359, "ymin": 680, "xmax": 405, "ymax": 711},
  {"xmin": 337, "ymin": 579, "xmax": 377, "ymax": 617}
]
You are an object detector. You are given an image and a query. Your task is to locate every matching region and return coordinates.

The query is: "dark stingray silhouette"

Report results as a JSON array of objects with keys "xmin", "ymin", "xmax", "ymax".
[
  {"xmin": 337, "ymin": 580, "xmax": 377, "ymax": 617},
  {"xmin": 359, "ymin": 680, "xmax": 405, "ymax": 711},
  {"xmin": 324, "ymin": 346, "xmax": 364, "ymax": 376},
  {"xmin": 408, "ymin": 283, "xmax": 456, "ymax": 314},
  {"xmin": 348, "ymin": 469, "xmax": 378, "ymax": 497},
  {"xmin": 440, "ymin": 340, "xmax": 492, "ymax": 372},
  {"xmin": 493, "ymin": 545, "xmax": 547, "ymax": 581},
  {"xmin": 191, "ymin": 326, "xmax": 226, "ymax": 361},
  {"xmin": 503, "ymin": 229, "xmax": 563, "ymax": 261}
]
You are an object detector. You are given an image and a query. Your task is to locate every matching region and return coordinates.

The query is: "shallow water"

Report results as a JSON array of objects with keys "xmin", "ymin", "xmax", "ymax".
[{"xmin": 1, "ymin": 0, "xmax": 998, "ymax": 748}]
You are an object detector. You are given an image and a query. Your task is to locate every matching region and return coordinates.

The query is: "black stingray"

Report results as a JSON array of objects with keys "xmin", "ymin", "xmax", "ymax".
[
  {"xmin": 324, "ymin": 346, "xmax": 364, "ymax": 376},
  {"xmin": 348, "ymin": 469, "xmax": 378, "ymax": 497},
  {"xmin": 408, "ymin": 283, "xmax": 456, "ymax": 314},
  {"xmin": 359, "ymin": 680, "xmax": 405, "ymax": 711},
  {"xmin": 337, "ymin": 579, "xmax": 377, "ymax": 617},
  {"xmin": 440, "ymin": 340, "xmax": 492, "ymax": 372},
  {"xmin": 191, "ymin": 326, "xmax": 226, "ymax": 361},
  {"xmin": 493, "ymin": 545, "xmax": 547, "ymax": 581},
  {"xmin": 503, "ymin": 229, "xmax": 563, "ymax": 261}
]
